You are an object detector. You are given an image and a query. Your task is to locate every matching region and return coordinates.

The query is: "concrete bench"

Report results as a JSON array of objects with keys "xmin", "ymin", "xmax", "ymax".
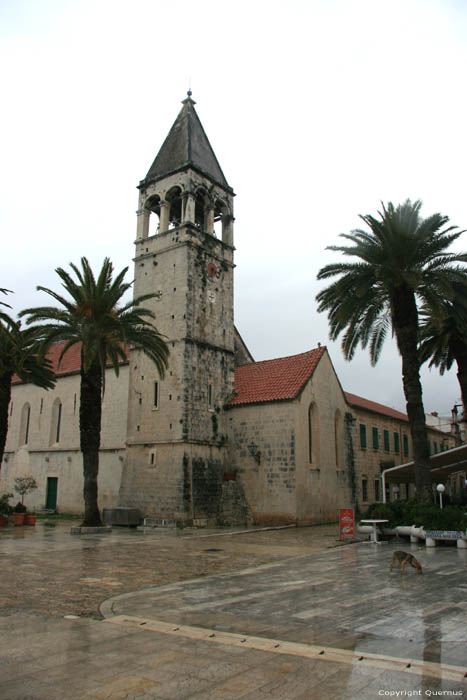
[{"xmin": 395, "ymin": 524, "xmax": 467, "ymax": 549}]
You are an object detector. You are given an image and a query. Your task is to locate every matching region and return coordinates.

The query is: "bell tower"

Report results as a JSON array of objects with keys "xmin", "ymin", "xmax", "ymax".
[{"xmin": 121, "ymin": 93, "xmax": 236, "ymax": 523}]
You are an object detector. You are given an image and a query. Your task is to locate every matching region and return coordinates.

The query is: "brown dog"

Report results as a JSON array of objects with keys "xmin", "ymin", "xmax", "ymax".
[{"xmin": 389, "ymin": 550, "xmax": 423, "ymax": 574}]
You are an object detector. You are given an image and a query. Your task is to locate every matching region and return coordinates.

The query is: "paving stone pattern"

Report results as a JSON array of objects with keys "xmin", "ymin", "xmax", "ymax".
[{"xmin": 1, "ymin": 522, "xmax": 466, "ymax": 699}]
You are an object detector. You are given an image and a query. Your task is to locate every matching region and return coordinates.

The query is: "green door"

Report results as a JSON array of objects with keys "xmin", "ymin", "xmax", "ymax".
[{"xmin": 45, "ymin": 477, "xmax": 58, "ymax": 510}]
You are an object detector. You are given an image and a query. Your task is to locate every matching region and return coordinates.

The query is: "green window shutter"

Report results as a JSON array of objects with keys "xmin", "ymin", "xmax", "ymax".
[
  {"xmin": 362, "ymin": 479, "xmax": 368, "ymax": 502},
  {"xmin": 374, "ymin": 479, "xmax": 380, "ymax": 501},
  {"xmin": 403, "ymin": 434, "xmax": 409, "ymax": 456},
  {"xmin": 434, "ymin": 441, "xmax": 438, "ymax": 454},
  {"xmin": 360, "ymin": 424, "xmax": 367, "ymax": 448},
  {"xmin": 383, "ymin": 429, "xmax": 390, "ymax": 451},
  {"xmin": 394, "ymin": 432, "xmax": 400, "ymax": 454},
  {"xmin": 372, "ymin": 427, "xmax": 379, "ymax": 449}
]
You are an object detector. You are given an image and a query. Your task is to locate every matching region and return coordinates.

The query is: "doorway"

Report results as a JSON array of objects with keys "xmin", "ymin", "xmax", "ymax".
[{"xmin": 45, "ymin": 477, "xmax": 58, "ymax": 510}]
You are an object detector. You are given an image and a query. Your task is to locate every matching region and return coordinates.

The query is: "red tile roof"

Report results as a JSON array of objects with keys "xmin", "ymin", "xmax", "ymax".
[
  {"xmin": 13, "ymin": 341, "xmax": 130, "ymax": 383},
  {"xmin": 345, "ymin": 392, "xmax": 409, "ymax": 422},
  {"xmin": 230, "ymin": 347, "xmax": 326, "ymax": 407}
]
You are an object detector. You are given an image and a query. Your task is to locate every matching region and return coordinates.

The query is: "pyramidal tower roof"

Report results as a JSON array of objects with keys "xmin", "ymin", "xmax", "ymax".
[{"xmin": 141, "ymin": 92, "xmax": 232, "ymax": 192}]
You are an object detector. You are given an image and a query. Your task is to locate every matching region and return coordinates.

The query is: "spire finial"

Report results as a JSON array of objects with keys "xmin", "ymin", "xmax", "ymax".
[{"xmin": 182, "ymin": 88, "xmax": 196, "ymax": 105}]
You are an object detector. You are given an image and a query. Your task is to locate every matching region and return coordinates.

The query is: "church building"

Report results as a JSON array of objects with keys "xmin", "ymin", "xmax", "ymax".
[{"xmin": 1, "ymin": 95, "xmax": 453, "ymax": 524}]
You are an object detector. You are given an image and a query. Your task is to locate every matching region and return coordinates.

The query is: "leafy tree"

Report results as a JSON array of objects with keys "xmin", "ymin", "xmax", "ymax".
[
  {"xmin": 14, "ymin": 475, "xmax": 38, "ymax": 505},
  {"xmin": 316, "ymin": 199, "xmax": 467, "ymax": 500},
  {"xmin": 0, "ymin": 303, "xmax": 56, "ymax": 471},
  {"xmin": 419, "ymin": 281, "xmax": 467, "ymax": 416},
  {"xmin": 21, "ymin": 257, "xmax": 169, "ymax": 526}
]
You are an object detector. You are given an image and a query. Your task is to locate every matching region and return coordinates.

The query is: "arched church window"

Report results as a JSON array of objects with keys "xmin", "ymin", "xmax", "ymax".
[
  {"xmin": 19, "ymin": 403, "xmax": 31, "ymax": 446},
  {"xmin": 50, "ymin": 398, "xmax": 62, "ymax": 445},
  {"xmin": 335, "ymin": 409, "xmax": 343, "ymax": 467},
  {"xmin": 308, "ymin": 403, "xmax": 320, "ymax": 465},
  {"xmin": 166, "ymin": 187, "xmax": 182, "ymax": 229}
]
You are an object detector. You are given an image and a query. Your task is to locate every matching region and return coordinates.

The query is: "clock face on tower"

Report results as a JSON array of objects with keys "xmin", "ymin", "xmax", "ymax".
[{"xmin": 207, "ymin": 262, "xmax": 217, "ymax": 279}]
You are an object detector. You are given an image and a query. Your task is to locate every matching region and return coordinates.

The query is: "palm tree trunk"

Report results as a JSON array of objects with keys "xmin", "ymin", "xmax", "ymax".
[
  {"xmin": 452, "ymin": 341, "xmax": 467, "ymax": 418},
  {"xmin": 0, "ymin": 372, "xmax": 12, "ymax": 474},
  {"xmin": 392, "ymin": 289, "xmax": 432, "ymax": 501},
  {"xmin": 80, "ymin": 358, "xmax": 103, "ymax": 526}
]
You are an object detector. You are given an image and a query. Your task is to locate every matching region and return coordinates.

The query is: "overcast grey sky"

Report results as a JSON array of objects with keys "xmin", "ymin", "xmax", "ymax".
[{"xmin": 1, "ymin": 0, "xmax": 467, "ymax": 415}]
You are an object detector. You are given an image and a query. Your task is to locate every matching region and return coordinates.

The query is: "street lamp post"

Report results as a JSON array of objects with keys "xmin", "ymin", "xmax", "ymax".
[{"xmin": 436, "ymin": 483, "xmax": 445, "ymax": 509}]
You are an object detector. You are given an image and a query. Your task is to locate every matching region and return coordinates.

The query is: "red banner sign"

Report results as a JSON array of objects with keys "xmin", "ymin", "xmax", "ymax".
[{"xmin": 339, "ymin": 508, "xmax": 354, "ymax": 539}]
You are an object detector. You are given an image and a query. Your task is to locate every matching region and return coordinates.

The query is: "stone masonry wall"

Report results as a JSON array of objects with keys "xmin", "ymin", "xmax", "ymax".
[
  {"xmin": 294, "ymin": 351, "xmax": 352, "ymax": 524},
  {"xmin": 227, "ymin": 402, "xmax": 297, "ymax": 524}
]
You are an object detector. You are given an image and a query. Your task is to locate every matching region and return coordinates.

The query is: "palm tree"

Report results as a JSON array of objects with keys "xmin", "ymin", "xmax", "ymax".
[
  {"xmin": 316, "ymin": 199, "xmax": 467, "ymax": 501},
  {"xmin": 419, "ymin": 281, "xmax": 467, "ymax": 416},
  {"xmin": 0, "ymin": 316, "xmax": 56, "ymax": 472},
  {"xmin": 21, "ymin": 257, "xmax": 169, "ymax": 526}
]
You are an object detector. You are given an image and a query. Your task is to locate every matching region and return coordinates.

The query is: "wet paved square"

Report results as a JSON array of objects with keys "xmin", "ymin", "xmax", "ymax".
[
  {"xmin": 1, "ymin": 523, "xmax": 466, "ymax": 699},
  {"xmin": 103, "ymin": 542, "xmax": 467, "ymax": 670}
]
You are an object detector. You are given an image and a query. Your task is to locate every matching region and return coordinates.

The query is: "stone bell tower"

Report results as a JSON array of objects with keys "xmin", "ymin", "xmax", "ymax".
[{"xmin": 120, "ymin": 92, "xmax": 236, "ymax": 523}]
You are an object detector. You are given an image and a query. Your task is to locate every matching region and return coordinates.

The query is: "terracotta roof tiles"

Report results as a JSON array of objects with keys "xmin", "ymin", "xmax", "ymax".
[
  {"xmin": 229, "ymin": 347, "xmax": 326, "ymax": 407},
  {"xmin": 345, "ymin": 391, "xmax": 409, "ymax": 422},
  {"xmin": 13, "ymin": 341, "xmax": 130, "ymax": 383}
]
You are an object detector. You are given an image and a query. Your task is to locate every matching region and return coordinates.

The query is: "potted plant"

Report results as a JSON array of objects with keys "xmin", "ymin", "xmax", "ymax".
[
  {"xmin": 0, "ymin": 493, "xmax": 13, "ymax": 527},
  {"xmin": 13, "ymin": 501, "xmax": 27, "ymax": 526},
  {"xmin": 14, "ymin": 476, "xmax": 38, "ymax": 524}
]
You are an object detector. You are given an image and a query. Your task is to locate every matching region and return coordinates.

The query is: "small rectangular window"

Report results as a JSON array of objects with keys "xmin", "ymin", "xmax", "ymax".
[
  {"xmin": 208, "ymin": 384, "xmax": 213, "ymax": 410},
  {"xmin": 372, "ymin": 427, "xmax": 379, "ymax": 449},
  {"xmin": 383, "ymin": 429, "xmax": 390, "ymax": 451},
  {"xmin": 394, "ymin": 432, "xmax": 400, "ymax": 454},
  {"xmin": 360, "ymin": 424, "xmax": 367, "ymax": 448},
  {"xmin": 362, "ymin": 478, "xmax": 368, "ymax": 503},
  {"xmin": 153, "ymin": 381, "xmax": 159, "ymax": 409},
  {"xmin": 433, "ymin": 441, "xmax": 438, "ymax": 454}
]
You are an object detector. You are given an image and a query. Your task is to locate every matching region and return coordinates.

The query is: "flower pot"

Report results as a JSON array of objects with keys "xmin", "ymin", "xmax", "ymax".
[
  {"xmin": 13, "ymin": 513, "xmax": 26, "ymax": 526},
  {"xmin": 24, "ymin": 514, "xmax": 37, "ymax": 526},
  {"xmin": 0, "ymin": 515, "xmax": 8, "ymax": 527},
  {"xmin": 224, "ymin": 472, "xmax": 237, "ymax": 481}
]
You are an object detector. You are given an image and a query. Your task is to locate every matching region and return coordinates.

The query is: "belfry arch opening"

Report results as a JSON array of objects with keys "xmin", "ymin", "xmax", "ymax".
[
  {"xmin": 214, "ymin": 198, "xmax": 231, "ymax": 240},
  {"xmin": 194, "ymin": 189, "xmax": 210, "ymax": 231},
  {"xmin": 146, "ymin": 195, "xmax": 161, "ymax": 238},
  {"xmin": 166, "ymin": 187, "xmax": 182, "ymax": 229}
]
